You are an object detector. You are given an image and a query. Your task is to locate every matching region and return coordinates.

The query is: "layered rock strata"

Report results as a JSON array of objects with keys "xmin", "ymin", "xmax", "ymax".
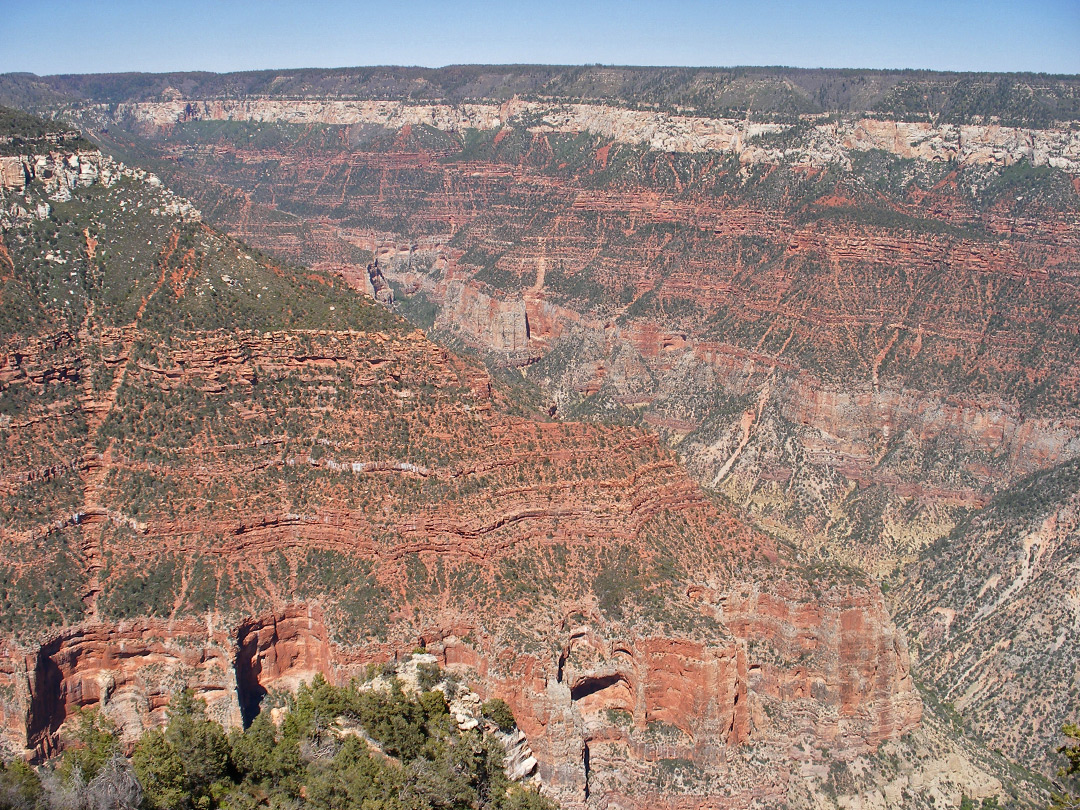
[
  {"xmin": 95, "ymin": 99, "xmax": 1080, "ymax": 172},
  {"xmin": 0, "ymin": 594, "xmax": 920, "ymax": 809},
  {"xmin": 71, "ymin": 100, "xmax": 1080, "ymax": 577},
  {"xmin": 893, "ymin": 457, "xmax": 1080, "ymax": 771},
  {"xmin": 0, "ymin": 143, "xmax": 925, "ymax": 808},
  {"xmin": 52, "ymin": 91, "xmax": 1079, "ymax": 793}
]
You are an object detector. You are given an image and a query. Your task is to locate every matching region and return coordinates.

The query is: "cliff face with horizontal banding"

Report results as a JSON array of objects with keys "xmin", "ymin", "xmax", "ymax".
[
  {"xmin": 65, "ymin": 93, "xmax": 1080, "ymax": 577},
  {"xmin": 84, "ymin": 99, "xmax": 1080, "ymax": 171},
  {"xmin": 41, "ymin": 79, "xmax": 1078, "ymax": 797},
  {"xmin": 0, "ymin": 310, "xmax": 923, "ymax": 802},
  {"xmin": 0, "ymin": 593, "xmax": 919, "ymax": 808},
  {"xmin": 0, "ymin": 138, "xmax": 930, "ymax": 808}
]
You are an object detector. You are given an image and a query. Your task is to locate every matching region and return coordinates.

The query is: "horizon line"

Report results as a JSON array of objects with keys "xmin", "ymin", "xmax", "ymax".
[{"xmin": 7, "ymin": 64, "xmax": 1080, "ymax": 80}]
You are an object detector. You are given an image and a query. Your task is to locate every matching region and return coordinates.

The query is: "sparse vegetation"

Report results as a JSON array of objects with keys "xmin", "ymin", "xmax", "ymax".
[
  {"xmin": 1049, "ymin": 722, "xmax": 1080, "ymax": 810},
  {"xmin": 0, "ymin": 105, "xmax": 93, "ymax": 155},
  {"xmin": 0, "ymin": 679, "xmax": 556, "ymax": 810}
]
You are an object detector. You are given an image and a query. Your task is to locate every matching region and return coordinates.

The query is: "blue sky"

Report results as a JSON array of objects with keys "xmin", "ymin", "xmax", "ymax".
[{"xmin": 1, "ymin": 0, "xmax": 1077, "ymax": 75}]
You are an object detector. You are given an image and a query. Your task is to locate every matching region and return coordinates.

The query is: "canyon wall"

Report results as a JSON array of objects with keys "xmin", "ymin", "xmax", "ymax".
[
  {"xmin": 3, "ymin": 75, "xmax": 1073, "ymax": 802},
  {"xmin": 94, "ymin": 99, "xmax": 1080, "ymax": 171},
  {"xmin": 72, "ymin": 96, "xmax": 1080, "ymax": 575},
  {"xmin": 0, "ymin": 585, "xmax": 920, "ymax": 808},
  {"xmin": 47, "ymin": 91, "xmax": 1078, "ymax": 791},
  {"xmin": 893, "ymin": 456, "xmax": 1080, "ymax": 769},
  {"xmin": 0, "ymin": 146, "xmax": 933, "ymax": 808}
]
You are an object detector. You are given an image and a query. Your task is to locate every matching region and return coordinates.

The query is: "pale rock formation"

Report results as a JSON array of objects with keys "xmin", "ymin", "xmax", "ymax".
[{"xmin": 89, "ymin": 98, "xmax": 1080, "ymax": 172}]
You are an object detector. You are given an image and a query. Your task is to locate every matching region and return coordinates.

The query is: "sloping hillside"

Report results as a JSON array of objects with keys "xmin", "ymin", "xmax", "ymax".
[{"xmin": 894, "ymin": 457, "xmax": 1080, "ymax": 771}]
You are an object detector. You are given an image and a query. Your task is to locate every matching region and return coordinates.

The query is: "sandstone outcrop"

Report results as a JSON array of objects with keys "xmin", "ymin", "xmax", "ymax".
[
  {"xmin": 0, "ymin": 156, "xmax": 28, "ymax": 190},
  {"xmin": 50, "ymin": 87, "xmax": 1078, "ymax": 798},
  {"xmin": 0, "ymin": 150, "xmax": 198, "ymax": 229},
  {"xmin": 437, "ymin": 280, "xmax": 536, "ymax": 362},
  {"xmin": 0, "ymin": 582, "xmax": 922, "ymax": 808}
]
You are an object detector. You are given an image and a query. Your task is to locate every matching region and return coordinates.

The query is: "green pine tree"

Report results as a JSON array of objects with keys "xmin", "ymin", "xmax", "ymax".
[
  {"xmin": 1050, "ymin": 723, "xmax": 1080, "ymax": 810},
  {"xmin": 132, "ymin": 729, "xmax": 186, "ymax": 810}
]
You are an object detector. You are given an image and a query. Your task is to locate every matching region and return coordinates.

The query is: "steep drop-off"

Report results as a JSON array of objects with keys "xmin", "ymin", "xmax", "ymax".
[
  {"xmin": 0, "ymin": 119, "xmax": 969, "ymax": 808},
  {"xmin": 15, "ymin": 72, "xmax": 1078, "ymax": 793}
]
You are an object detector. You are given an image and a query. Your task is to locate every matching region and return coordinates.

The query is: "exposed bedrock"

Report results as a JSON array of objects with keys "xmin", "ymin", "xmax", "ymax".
[
  {"xmin": 437, "ymin": 280, "xmax": 536, "ymax": 362},
  {"xmin": 0, "ymin": 618, "xmax": 240, "ymax": 757},
  {"xmin": 91, "ymin": 99, "xmax": 1080, "ymax": 172},
  {"xmin": 0, "ymin": 606, "xmax": 335, "ymax": 758},
  {"xmin": 516, "ymin": 312, "xmax": 1080, "ymax": 570},
  {"xmin": 893, "ymin": 456, "xmax": 1080, "ymax": 771},
  {"xmin": 0, "ymin": 588, "xmax": 917, "ymax": 808},
  {"xmin": 378, "ymin": 254, "xmax": 1080, "ymax": 567},
  {"xmin": 234, "ymin": 606, "xmax": 336, "ymax": 724}
]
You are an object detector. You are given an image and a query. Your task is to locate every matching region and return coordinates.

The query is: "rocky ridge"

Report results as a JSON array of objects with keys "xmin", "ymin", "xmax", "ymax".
[
  {"xmin": 0, "ymin": 149, "xmax": 199, "ymax": 226},
  {"xmin": 11, "ymin": 65, "xmax": 1080, "ymax": 128},
  {"xmin": 893, "ymin": 456, "xmax": 1080, "ymax": 770}
]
